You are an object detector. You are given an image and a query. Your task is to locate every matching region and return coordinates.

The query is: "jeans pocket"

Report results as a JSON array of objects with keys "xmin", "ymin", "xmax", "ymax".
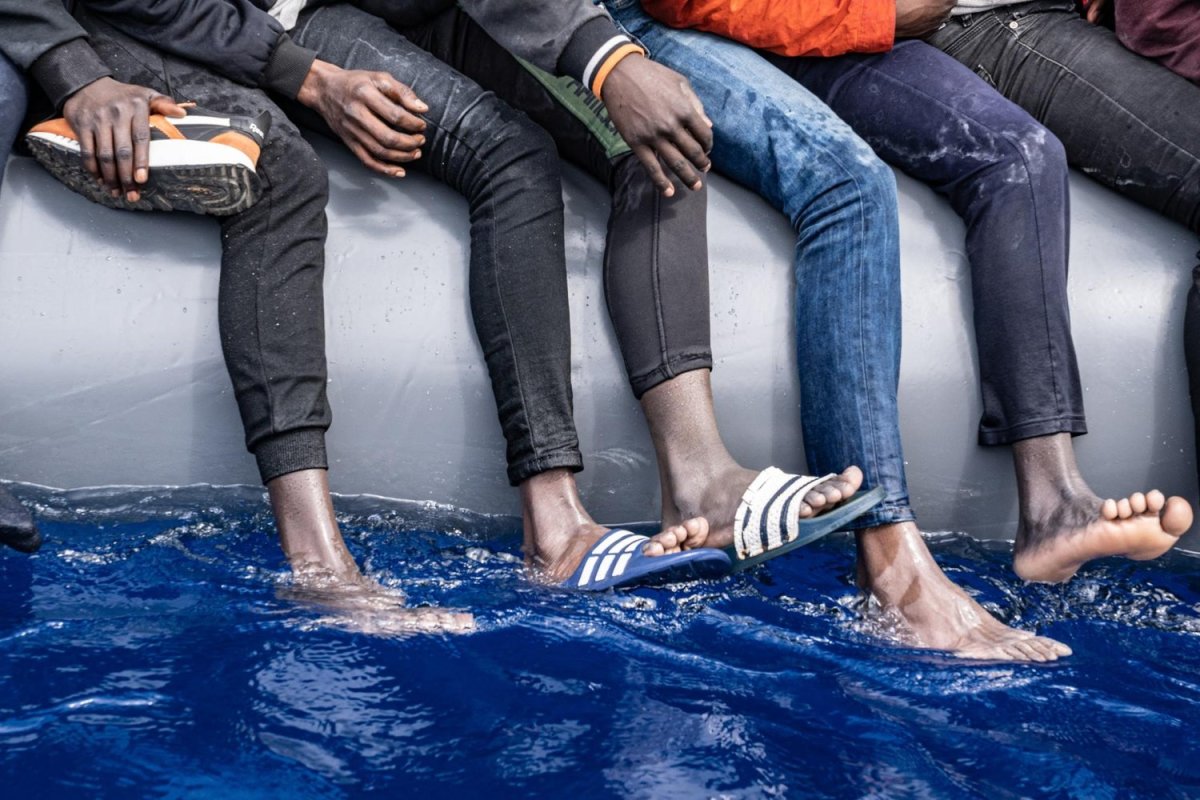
[
  {"xmin": 1010, "ymin": 0, "xmax": 1077, "ymax": 19},
  {"xmin": 973, "ymin": 63, "xmax": 998, "ymax": 88}
]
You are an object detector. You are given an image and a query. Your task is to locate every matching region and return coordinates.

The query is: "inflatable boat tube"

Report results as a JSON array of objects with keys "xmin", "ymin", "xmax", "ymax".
[{"xmin": 1, "ymin": 137, "xmax": 1197, "ymax": 547}]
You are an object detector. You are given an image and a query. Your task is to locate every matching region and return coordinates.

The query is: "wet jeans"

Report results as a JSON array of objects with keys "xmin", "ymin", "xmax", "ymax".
[
  {"xmin": 294, "ymin": 3, "xmax": 714, "ymax": 483},
  {"xmin": 769, "ymin": 40, "xmax": 1086, "ymax": 447},
  {"xmin": 0, "ymin": 54, "xmax": 25, "ymax": 185},
  {"xmin": 928, "ymin": 0, "xmax": 1200, "ymax": 490},
  {"xmin": 929, "ymin": 0, "xmax": 1200, "ymax": 234},
  {"xmin": 605, "ymin": 0, "xmax": 913, "ymax": 529}
]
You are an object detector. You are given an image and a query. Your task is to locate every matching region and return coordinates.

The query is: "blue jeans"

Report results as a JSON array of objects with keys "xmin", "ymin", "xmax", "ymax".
[
  {"xmin": 605, "ymin": 0, "xmax": 913, "ymax": 529},
  {"xmin": 0, "ymin": 54, "xmax": 26, "ymax": 186}
]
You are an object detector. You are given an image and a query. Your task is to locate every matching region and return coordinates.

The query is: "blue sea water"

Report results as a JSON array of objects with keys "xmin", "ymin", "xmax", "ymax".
[{"xmin": 0, "ymin": 484, "xmax": 1198, "ymax": 799}]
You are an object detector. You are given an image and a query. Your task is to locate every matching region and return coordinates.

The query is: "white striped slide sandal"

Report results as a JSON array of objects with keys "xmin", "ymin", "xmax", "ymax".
[{"xmin": 725, "ymin": 467, "xmax": 886, "ymax": 573}]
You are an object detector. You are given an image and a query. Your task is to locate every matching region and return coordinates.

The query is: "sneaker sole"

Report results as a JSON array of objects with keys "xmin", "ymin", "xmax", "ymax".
[{"xmin": 26, "ymin": 133, "xmax": 261, "ymax": 217}]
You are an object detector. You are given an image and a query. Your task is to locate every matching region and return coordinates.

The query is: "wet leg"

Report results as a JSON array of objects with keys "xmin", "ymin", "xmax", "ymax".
[
  {"xmin": 520, "ymin": 468, "xmax": 709, "ymax": 582},
  {"xmin": 858, "ymin": 522, "xmax": 1070, "ymax": 661}
]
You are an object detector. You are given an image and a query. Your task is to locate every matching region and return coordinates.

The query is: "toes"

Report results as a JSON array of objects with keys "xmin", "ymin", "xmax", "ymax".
[
  {"xmin": 797, "ymin": 501, "xmax": 814, "ymax": 519},
  {"xmin": 1129, "ymin": 492, "xmax": 1147, "ymax": 515},
  {"xmin": 1033, "ymin": 635, "xmax": 1071, "ymax": 659},
  {"xmin": 1116, "ymin": 497, "xmax": 1133, "ymax": 519},
  {"xmin": 840, "ymin": 465, "xmax": 864, "ymax": 494},
  {"xmin": 1146, "ymin": 489, "xmax": 1166, "ymax": 512},
  {"xmin": 1161, "ymin": 495, "xmax": 1194, "ymax": 537},
  {"xmin": 1101, "ymin": 498, "xmax": 1119, "ymax": 520},
  {"xmin": 642, "ymin": 539, "xmax": 667, "ymax": 557},
  {"xmin": 679, "ymin": 516, "xmax": 709, "ymax": 548}
]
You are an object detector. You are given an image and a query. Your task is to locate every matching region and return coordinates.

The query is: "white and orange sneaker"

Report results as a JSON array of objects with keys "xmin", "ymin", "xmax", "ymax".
[{"xmin": 25, "ymin": 106, "xmax": 270, "ymax": 216}]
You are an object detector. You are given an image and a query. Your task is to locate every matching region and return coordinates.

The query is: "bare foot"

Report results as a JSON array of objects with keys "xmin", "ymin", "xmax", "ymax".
[
  {"xmin": 661, "ymin": 465, "xmax": 866, "ymax": 551},
  {"xmin": 1014, "ymin": 489, "xmax": 1193, "ymax": 583},
  {"xmin": 280, "ymin": 570, "xmax": 476, "ymax": 636},
  {"xmin": 858, "ymin": 523, "xmax": 1070, "ymax": 662},
  {"xmin": 520, "ymin": 468, "xmax": 708, "ymax": 583}
]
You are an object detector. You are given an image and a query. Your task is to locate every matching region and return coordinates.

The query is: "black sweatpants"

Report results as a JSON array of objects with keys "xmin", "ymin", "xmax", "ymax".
[{"xmin": 77, "ymin": 10, "xmax": 332, "ymax": 483}]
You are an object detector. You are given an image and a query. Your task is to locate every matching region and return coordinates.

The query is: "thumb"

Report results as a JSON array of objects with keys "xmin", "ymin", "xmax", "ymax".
[{"xmin": 149, "ymin": 93, "xmax": 188, "ymax": 117}]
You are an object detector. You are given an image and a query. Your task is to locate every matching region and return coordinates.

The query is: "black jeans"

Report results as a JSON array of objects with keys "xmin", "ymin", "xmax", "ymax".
[
  {"xmin": 929, "ymin": 1, "xmax": 1200, "ymax": 482},
  {"xmin": 76, "ymin": 10, "xmax": 332, "ymax": 484},
  {"xmin": 294, "ymin": 3, "xmax": 713, "ymax": 405}
]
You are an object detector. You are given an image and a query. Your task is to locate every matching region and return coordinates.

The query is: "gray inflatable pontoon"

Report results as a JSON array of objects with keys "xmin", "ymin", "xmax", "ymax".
[{"xmin": 1, "ymin": 136, "xmax": 1197, "ymax": 546}]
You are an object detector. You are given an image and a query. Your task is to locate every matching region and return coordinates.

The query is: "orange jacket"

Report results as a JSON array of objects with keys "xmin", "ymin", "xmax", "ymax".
[{"xmin": 641, "ymin": 0, "xmax": 896, "ymax": 57}]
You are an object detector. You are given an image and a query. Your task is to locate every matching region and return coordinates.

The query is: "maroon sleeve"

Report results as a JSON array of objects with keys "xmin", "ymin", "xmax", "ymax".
[{"xmin": 1116, "ymin": 0, "xmax": 1200, "ymax": 84}]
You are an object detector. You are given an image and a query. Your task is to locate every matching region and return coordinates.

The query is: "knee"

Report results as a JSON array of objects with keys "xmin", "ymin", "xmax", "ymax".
[
  {"xmin": 996, "ymin": 121, "xmax": 1067, "ymax": 189},
  {"xmin": 263, "ymin": 129, "xmax": 329, "ymax": 208},
  {"xmin": 480, "ymin": 112, "xmax": 562, "ymax": 198},
  {"xmin": 787, "ymin": 140, "xmax": 897, "ymax": 233}
]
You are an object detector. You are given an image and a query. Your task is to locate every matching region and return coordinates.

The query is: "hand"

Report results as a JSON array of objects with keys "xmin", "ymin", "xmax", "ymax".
[
  {"xmin": 1083, "ymin": 0, "xmax": 1109, "ymax": 24},
  {"xmin": 895, "ymin": 0, "xmax": 954, "ymax": 38},
  {"xmin": 600, "ymin": 54, "xmax": 713, "ymax": 197},
  {"xmin": 297, "ymin": 59, "xmax": 427, "ymax": 178},
  {"xmin": 61, "ymin": 77, "xmax": 187, "ymax": 202}
]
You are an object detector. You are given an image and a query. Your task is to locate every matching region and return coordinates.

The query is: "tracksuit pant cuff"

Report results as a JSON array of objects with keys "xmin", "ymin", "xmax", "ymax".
[
  {"xmin": 629, "ymin": 351, "xmax": 713, "ymax": 399},
  {"xmin": 254, "ymin": 428, "xmax": 329, "ymax": 484}
]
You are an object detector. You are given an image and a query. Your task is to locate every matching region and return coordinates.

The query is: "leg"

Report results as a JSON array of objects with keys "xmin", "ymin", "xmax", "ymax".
[
  {"xmin": 0, "ymin": 54, "xmax": 39, "ymax": 553},
  {"xmin": 608, "ymin": 5, "xmax": 1066, "ymax": 660},
  {"xmin": 291, "ymin": 4, "xmax": 707, "ymax": 582},
  {"xmin": 73, "ymin": 13, "xmax": 470, "ymax": 631},
  {"xmin": 779, "ymin": 40, "xmax": 1191, "ymax": 582},
  {"xmin": 928, "ymin": 3, "xmax": 1200, "ymax": 234},
  {"xmin": 398, "ymin": 7, "xmax": 865, "ymax": 553}
]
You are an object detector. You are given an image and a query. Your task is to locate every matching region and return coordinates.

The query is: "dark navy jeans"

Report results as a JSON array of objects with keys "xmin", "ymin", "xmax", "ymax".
[
  {"xmin": 0, "ymin": 53, "xmax": 25, "ymax": 186},
  {"xmin": 605, "ymin": 0, "xmax": 914, "ymax": 529},
  {"xmin": 770, "ymin": 40, "xmax": 1087, "ymax": 447}
]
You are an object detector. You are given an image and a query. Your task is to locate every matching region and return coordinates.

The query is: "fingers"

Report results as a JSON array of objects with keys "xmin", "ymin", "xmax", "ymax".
[
  {"xmin": 111, "ymin": 108, "xmax": 137, "ymax": 197},
  {"xmin": 655, "ymin": 140, "xmax": 703, "ymax": 191},
  {"xmin": 363, "ymin": 83, "xmax": 427, "ymax": 135},
  {"xmin": 148, "ymin": 93, "xmax": 188, "ymax": 118},
  {"xmin": 78, "ymin": 127, "xmax": 101, "ymax": 184},
  {"xmin": 348, "ymin": 141, "xmax": 408, "ymax": 178},
  {"xmin": 94, "ymin": 120, "xmax": 119, "ymax": 193},
  {"xmin": 349, "ymin": 114, "xmax": 424, "ymax": 162},
  {"xmin": 374, "ymin": 73, "xmax": 429, "ymax": 116},
  {"xmin": 131, "ymin": 108, "xmax": 151, "ymax": 188},
  {"xmin": 632, "ymin": 143, "xmax": 675, "ymax": 197}
]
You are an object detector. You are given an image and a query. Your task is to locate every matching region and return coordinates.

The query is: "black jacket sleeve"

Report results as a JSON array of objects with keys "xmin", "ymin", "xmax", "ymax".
[
  {"xmin": 0, "ymin": 0, "xmax": 112, "ymax": 109},
  {"xmin": 82, "ymin": 0, "xmax": 317, "ymax": 98},
  {"xmin": 355, "ymin": 0, "xmax": 642, "ymax": 96}
]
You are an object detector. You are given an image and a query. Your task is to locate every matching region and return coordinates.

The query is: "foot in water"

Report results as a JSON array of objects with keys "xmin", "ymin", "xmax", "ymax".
[
  {"xmin": 280, "ymin": 569, "xmax": 475, "ymax": 636},
  {"xmin": 520, "ymin": 468, "xmax": 711, "ymax": 583},
  {"xmin": 647, "ymin": 465, "xmax": 866, "ymax": 554},
  {"xmin": 857, "ymin": 523, "xmax": 1071, "ymax": 662},
  {"xmin": 1013, "ymin": 488, "xmax": 1193, "ymax": 584}
]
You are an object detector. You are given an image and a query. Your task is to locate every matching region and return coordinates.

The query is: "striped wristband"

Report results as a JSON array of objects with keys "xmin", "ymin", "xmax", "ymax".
[{"xmin": 584, "ymin": 38, "xmax": 647, "ymax": 98}]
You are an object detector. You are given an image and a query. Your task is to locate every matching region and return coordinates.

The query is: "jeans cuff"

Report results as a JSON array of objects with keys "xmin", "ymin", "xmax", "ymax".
[
  {"xmin": 254, "ymin": 428, "xmax": 329, "ymax": 484},
  {"xmin": 978, "ymin": 414, "xmax": 1088, "ymax": 447},
  {"xmin": 508, "ymin": 451, "xmax": 585, "ymax": 487},
  {"xmin": 629, "ymin": 351, "xmax": 713, "ymax": 398},
  {"xmin": 840, "ymin": 501, "xmax": 917, "ymax": 532}
]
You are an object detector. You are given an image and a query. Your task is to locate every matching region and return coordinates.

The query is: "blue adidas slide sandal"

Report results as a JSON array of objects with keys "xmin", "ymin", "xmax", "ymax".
[
  {"xmin": 561, "ymin": 528, "xmax": 732, "ymax": 591},
  {"xmin": 725, "ymin": 467, "xmax": 886, "ymax": 574}
]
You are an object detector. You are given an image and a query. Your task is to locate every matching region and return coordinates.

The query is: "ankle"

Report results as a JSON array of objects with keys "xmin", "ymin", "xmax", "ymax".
[{"xmin": 521, "ymin": 470, "xmax": 595, "ymax": 556}]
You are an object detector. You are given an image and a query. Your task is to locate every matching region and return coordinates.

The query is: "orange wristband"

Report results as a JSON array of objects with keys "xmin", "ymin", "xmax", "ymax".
[{"xmin": 591, "ymin": 43, "xmax": 646, "ymax": 99}]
